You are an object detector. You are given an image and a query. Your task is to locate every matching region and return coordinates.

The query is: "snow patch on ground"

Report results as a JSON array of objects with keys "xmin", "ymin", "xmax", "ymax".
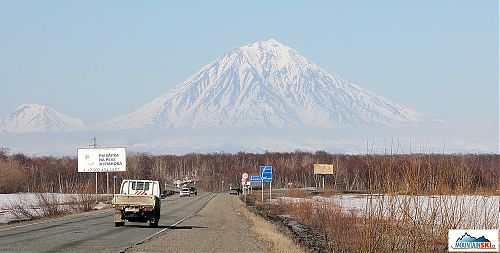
[
  {"xmin": 271, "ymin": 194, "xmax": 500, "ymax": 227},
  {"xmin": 0, "ymin": 193, "xmax": 104, "ymax": 224}
]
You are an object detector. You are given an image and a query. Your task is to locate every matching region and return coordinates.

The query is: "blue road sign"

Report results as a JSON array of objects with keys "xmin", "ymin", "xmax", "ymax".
[
  {"xmin": 249, "ymin": 176, "xmax": 262, "ymax": 182},
  {"xmin": 260, "ymin": 166, "xmax": 272, "ymax": 182}
]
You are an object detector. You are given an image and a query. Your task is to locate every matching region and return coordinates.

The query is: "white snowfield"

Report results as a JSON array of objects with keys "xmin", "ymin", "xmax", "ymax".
[
  {"xmin": 0, "ymin": 193, "xmax": 101, "ymax": 224},
  {"xmin": 271, "ymin": 194, "xmax": 500, "ymax": 228},
  {"xmin": 0, "ymin": 104, "xmax": 86, "ymax": 133},
  {"xmin": 97, "ymin": 39, "xmax": 424, "ymax": 130}
]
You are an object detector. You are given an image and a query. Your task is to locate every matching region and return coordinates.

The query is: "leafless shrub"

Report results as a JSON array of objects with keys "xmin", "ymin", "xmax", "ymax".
[
  {"xmin": 35, "ymin": 193, "xmax": 68, "ymax": 217},
  {"xmin": 7, "ymin": 197, "xmax": 37, "ymax": 221},
  {"xmin": 285, "ymin": 188, "xmax": 310, "ymax": 198},
  {"xmin": 7, "ymin": 193, "xmax": 75, "ymax": 222},
  {"xmin": 67, "ymin": 194, "xmax": 95, "ymax": 212},
  {"xmin": 276, "ymin": 193, "xmax": 498, "ymax": 252}
]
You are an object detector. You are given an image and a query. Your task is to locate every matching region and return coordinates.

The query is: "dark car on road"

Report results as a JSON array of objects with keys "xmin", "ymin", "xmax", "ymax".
[
  {"xmin": 229, "ymin": 187, "xmax": 240, "ymax": 195},
  {"xmin": 189, "ymin": 187, "xmax": 198, "ymax": 196}
]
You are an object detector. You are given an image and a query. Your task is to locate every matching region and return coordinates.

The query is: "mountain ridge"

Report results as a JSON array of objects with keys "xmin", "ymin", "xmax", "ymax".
[{"xmin": 0, "ymin": 104, "xmax": 86, "ymax": 133}]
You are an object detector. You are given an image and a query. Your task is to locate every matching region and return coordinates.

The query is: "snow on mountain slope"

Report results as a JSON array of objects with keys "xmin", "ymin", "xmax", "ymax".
[
  {"xmin": 97, "ymin": 39, "xmax": 424, "ymax": 129},
  {"xmin": 0, "ymin": 104, "xmax": 86, "ymax": 133}
]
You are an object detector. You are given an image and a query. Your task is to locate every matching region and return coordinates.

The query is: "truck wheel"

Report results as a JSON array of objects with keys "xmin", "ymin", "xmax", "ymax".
[
  {"xmin": 115, "ymin": 222, "xmax": 124, "ymax": 227},
  {"xmin": 149, "ymin": 212, "xmax": 160, "ymax": 227}
]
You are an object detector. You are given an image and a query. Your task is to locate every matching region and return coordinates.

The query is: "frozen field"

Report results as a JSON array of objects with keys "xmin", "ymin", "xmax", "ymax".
[
  {"xmin": 0, "ymin": 193, "xmax": 103, "ymax": 224},
  {"xmin": 271, "ymin": 194, "xmax": 500, "ymax": 228}
]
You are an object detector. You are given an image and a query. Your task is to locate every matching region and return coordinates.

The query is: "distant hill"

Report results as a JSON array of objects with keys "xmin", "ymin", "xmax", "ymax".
[{"xmin": 0, "ymin": 104, "xmax": 86, "ymax": 133}]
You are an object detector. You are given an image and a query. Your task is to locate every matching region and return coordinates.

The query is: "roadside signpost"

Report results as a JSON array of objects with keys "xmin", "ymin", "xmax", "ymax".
[
  {"xmin": 249, "ymin": 176, "xmax": 261, "ymax": 194},
  {"xmin": 241, "ymin": 178, "xmax": 246, "ymax": 193},
  {"xmin": 313, "ymin": 164, "xmax": 334, "ymax": 189},
  {"xmin": 78, "ymin": 139, "xmax": 126, "ymax": 203},
  {"xmin": 77, "ymin": 147, "xmax": 127, "ymax": 172},
  {"xmin": 260, "ymin": 166, "xmax": 272, "ymax": 182},
  {"xmin": 241, "ymin": 177, "xmax": 246, "ymax": 191},
  {"xmin": 241, "ymin": 173, "xmax": 248, "ymax": 206},
  {"xmin": 260, "ymin": 166, "xmax": 272, "ymax": 201},
  {"xmin": 249, "ymin": 176, "xmax": 261, "ymax": 182}
]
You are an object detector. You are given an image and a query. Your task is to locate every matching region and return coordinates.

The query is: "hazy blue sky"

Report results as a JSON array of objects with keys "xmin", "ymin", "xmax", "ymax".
[{"xmin": 0, "ymin": 0, "xmax": 498, "ymax": 125}]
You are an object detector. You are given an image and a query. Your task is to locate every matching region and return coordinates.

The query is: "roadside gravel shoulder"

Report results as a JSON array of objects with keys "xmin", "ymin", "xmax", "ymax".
[{"xmin": 128, "ymin": 193, "xmax": 267, "ymax": 253}]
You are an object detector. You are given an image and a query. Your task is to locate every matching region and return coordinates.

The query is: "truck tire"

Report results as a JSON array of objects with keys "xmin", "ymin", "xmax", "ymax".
[
  {"xmin": 115, "ymin": 222, "xmax": 124, "ymax": 227},
  {"xmin": 149, "ymin": 210, "xmax": 160, "ymax": 227}
]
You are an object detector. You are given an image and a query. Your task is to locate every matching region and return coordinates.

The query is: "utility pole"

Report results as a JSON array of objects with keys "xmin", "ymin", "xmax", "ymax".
[
  {"xmin": 90, "ymin": 136, "xmax": 99, "ymax": 204},
  {"xmin": 243, "ymin": 182, "xmax": 247, "ymax": 206},
  {"xmin": 113, "ymin": 175, "xmax": 117, "ymax": 204}
]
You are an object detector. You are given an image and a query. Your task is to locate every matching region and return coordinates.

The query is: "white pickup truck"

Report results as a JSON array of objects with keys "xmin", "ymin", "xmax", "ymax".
[{"xmin": 112, "ymin": 179, "xmax": 162, "ymax": 227}]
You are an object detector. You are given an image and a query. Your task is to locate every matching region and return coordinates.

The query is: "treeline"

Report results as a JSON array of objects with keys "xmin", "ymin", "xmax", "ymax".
[{"xmin": 0, "ymin": 148, "xmax": 498, "ymax": 194}]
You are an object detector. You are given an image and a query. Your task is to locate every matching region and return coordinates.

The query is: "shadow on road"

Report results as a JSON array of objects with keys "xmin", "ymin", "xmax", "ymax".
[
  {"xmin": 122, "ymin": 224, "xmax": 207, "ymax": 229},
  {"xmin": 168, "ymin": 225, "xmax": 207, "ymax": 230}
]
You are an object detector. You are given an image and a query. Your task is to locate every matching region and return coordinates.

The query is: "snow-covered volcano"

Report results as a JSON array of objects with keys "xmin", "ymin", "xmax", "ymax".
[
  {"xmin": 97, "ymin": 39, "xmax": 423, "ymax": 129},
  {"xmin": 0, "ymin": 104, "xmax": 86, "ymax": 133}
]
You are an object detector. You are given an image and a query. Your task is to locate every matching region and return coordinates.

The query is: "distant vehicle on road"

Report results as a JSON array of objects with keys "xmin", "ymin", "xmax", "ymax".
[
  {"xmin": 112, "ymin": 179, "xmax": 162, "ymax": 227},
  {"xmin": 162, "ymin": 190, "xmax": 174, "ymax": 197},
  {"xmin": 229, "ymin": 187, "xmax": 240, "ymax": 195},
  {"xmin": 180, "ymin": 187, "xmax": 191, "ymax": 197},
  {"xmin": 189, "ymin": 187, "xmax": 198, "ymax": 196}
]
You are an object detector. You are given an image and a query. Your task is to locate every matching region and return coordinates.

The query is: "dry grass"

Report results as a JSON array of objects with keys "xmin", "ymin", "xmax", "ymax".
[
  {"xmin": 276, "ymin": 193, "xmax": 499, "ymax": 253},
  {"xmin": 7, "ymin": 193, "xmax": 97, "ymax": 223},
  {"xmin": 285, "ymin": 188, "xmax": 310, "ymax": 198},
  {"xmin": 67, "ymin": 194, "xmax": 95, "ymax": 212},
  {"xmin": 235, "ymin": 197, "xmax": 306, "ymax": 253},
  {"xmin": 322, "ymin": 186, "xmax": 340, "ymax": 196},
  {"xmin": 7, "ymin": 193, "xmax": 67, "ymax": 221}
]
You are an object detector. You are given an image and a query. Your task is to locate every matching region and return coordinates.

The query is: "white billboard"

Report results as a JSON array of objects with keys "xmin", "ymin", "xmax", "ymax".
[{"xmin": 77, "ymin": 147, "xmax": 126, "ymax": 172}]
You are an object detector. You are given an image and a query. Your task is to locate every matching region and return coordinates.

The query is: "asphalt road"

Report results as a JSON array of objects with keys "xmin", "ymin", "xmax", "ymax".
[
  {"xmin": 127, "ymin": 194, "xmax": 268, "ymax": 253},
  {"xmin": 0, "ymin": 192, "xmax": 215, "ymax": 253}
]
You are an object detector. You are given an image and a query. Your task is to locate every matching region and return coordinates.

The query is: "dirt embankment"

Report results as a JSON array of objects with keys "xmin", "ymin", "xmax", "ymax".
[{"xmin": 246, "ymin": 202, "xmax": 326, "ymax": 253}]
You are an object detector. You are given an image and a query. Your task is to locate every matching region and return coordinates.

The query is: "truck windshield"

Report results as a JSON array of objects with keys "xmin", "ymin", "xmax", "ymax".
[{"xmin": 131, "ymin": 182, "xmax": 150, "ymax": 191}]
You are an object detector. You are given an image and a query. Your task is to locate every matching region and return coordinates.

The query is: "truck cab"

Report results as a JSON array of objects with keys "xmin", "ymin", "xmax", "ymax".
[{"xmin": 120, "ymin": 180, "xmax": 161, "ymax": 198}]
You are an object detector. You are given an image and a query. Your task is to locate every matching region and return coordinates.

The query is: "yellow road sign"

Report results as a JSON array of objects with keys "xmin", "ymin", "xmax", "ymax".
[{"xmin": 313, "ymin": 164, "xmax": 333, "ymax": 174}]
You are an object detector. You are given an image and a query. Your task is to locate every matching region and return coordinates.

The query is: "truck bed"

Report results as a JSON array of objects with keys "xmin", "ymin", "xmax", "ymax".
[{"xmin": 113, "ymin": 194, "xmax": 156, "ymax": 206}]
